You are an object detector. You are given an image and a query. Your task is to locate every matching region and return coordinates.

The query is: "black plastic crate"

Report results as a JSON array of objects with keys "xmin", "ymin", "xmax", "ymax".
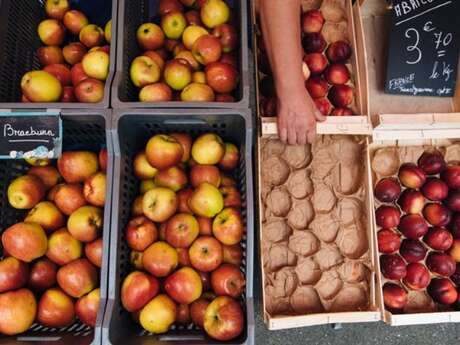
[
  {"xmin": 112, "ymin": 0, "xmax": 250, "ymax": 109},
  {"xmin": 0, "ymin": 0, "xmax": 118, "ymax": 109},
  {"xmin": 103, "ymin": 109, "xmax": 254, "ymax": 345},
  {"xmin": 0, "ymin": 110, "xmax": 113, "ymax": 345}
]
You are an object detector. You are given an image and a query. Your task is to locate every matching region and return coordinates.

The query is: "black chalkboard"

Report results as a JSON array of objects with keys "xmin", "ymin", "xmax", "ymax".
[
  {"xmin": 385, "ymin": 0, "xmax": 460, "ymax": 97},
  {"xmin": 0, "ymin": 113, "xmax": 62, "ymax": 159}
]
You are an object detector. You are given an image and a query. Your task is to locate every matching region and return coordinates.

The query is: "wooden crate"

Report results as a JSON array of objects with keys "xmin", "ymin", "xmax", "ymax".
[
  {"xmin": 368, "ymin": 114, "xmax": 460, "ymax": 326},
  {"xmin": 253, "ymin": 0, "xmax": 372, "ymax": 136},
  {"xmin": 257, "ymin": 132, "xmax": 381, "ymax": 329},
  {"xmin": 360, "ymin": 0, "xmax": 460, "ymax": 125}
]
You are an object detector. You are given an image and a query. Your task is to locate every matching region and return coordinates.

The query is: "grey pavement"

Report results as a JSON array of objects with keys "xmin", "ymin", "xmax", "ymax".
[{"xmin": 253, "ymin": 258, "xmax": 460, "ymax": 345}]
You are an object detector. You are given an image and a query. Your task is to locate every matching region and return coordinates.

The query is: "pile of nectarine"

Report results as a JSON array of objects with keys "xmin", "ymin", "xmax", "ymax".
[
  {"xmin": 0, "ymin": 148, "xmax": 107, "ymax": 335},
  {"xmin": 375, "ymin": 149, "xmax": 460, "ymax": 312},
  {"xmin": 121, "ymin": 132, "xmax": 245, "ymax": 341},
  {"xmin": 257, "ymin": 3, "xmax": 356, "ymax": 116},
  {"xmin": 21, "ymin": 0, "xmax": 111, "ymax": 103},
  {"xmin": 129, "ymin": 0, "xmax": 239, "ymax": 102}
]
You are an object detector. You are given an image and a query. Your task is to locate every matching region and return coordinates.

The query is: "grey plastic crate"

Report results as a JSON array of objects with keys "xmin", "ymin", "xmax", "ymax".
[
  {"xmin": 103, "ymin": 108, "xmax": 254, "ymax": 345},
  {"xmin": 112, "ymin": 0, "xmax": 250, "ymax": 109},
  {"xmin": 0, "ymin": 109, "xmax": 113, "ymax": 345},
  {"xmin": 0, "ymin": 0, "xmax": 118, "ymax": 109}
]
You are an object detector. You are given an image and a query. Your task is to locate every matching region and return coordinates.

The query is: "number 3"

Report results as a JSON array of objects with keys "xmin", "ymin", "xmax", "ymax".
[{"xmin": 405, "ymin": 28, "xmax": 422, "ymax": 65}]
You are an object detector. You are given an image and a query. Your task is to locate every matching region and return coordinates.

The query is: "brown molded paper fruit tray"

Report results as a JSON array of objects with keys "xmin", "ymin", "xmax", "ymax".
[
  {"xmin": 103, "ymin": 109, "xmax": 255, "ymax": 345},
  {"xmin": 0, "ymin": 109, "xmax": 113, "ymax": 344},
  {"xmin": 257, "ymin": 131, "xmax": 381, "ymax": 330},
  {"xmin": 253, "ymin": 0, "xmax": 372, "ymax": 136},
  {"xmin": 111, "ymin": 0, "xmax": 250, "ymax": 109},
  {"xmin": 0, "ymin": 0, "xmax": 118, "ymax": 109}
]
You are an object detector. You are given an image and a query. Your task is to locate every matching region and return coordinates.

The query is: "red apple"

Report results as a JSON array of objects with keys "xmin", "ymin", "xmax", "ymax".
[
  {"xmin": 375, "ymin": 205, "xmax": 401, "ymax": 229},
  {"xmin": 374, "ymin": 178, "xmax": 401, "ymax": 203},
  {"xmin": 164, "ymin": 267, "xmax": 202, "ymax": 304},
  {"xmin": 446, "ymin": 191, "xmax": 460, "ymax": 212},
  {"xmin": 428, "ymin": 278, "xmax": 458, "ymax": 305},
  {"xmin": 303, "ymin": 53, "xmax": 328, "ymax": 75},
  {"xmin": 71, "ymin": 63, "xmax": 89, "ymax": 86},
  {"xmin": 203, "ymin": 296, "xmax": 244, "ymax": 341},
  {"xmin": 441, "ymin": 165, "xmax": 460, "ymax": 189},
  {"xmin": 330, "ymin": 107, "xmax": 353, "ymax": 116},
  {"xmin": 314, "ymin": 97, "xmax": 332, "ymax": 115},
  {"xmin": 305, "ymin": 76, "xmax": 328, "ymax": 98},
  {"xmin": 324, "ymin": 63, "xmax": 350, "ymax": 85},
  {"xmin": 398, "ymin": 214, "xmax": 428, "ymax": 239},
  {"xmin": 328, "ymin": 84, "xmax": 353, "ymax": 107},
  {"xmin": 326, "ymin": 40, "xmax": 352, "ymax": 62},
  {"xmin": 211, "ymin": 263, "xmax": 245, "ymax": 298},
  {"xmin": 380, "ymin": 254, "xmax": 407, "ymax": 280},
  {"xmin": 397, "ymin": 189, "xmax": 425, "ymax": 214},
  {"xmin": 212, "ymin": 24, "xmax": 237, "ymax": 53},
  {"xmin": 382, "ymin": 282, "xmax": 407, "ymax": 311},
  {"xmin": 75, "ymin": 78, "xmax": 104, "ymax": 103},
  {"xmin": 403, "ymin": 263, "xmax": 430, "ymax": 290},
  {"xmin": 421, "ymin": 178, "xmax": 449, "ymax": 201},
  {"xmin": 190, "ymin": 165, "xmax": 221, "ymax": 187},
  {"xmin": 302, "ymin": 33, "xmax": 326, "ymax": 53},
  {"xmin": 125, "ymin": 216, "xmax": 158, "ymax": 252},
  {"xmin": 37, "ymin": 46, "xmax": 64, "ymax": 66},
  {"xmin": 205, "ymin": 62, "xmax": 238, "ymax": 93},
  {"xmin": 377, "ymin": 229, "xmax": 401, "ymax": 254},
  {"xmin": 165, "ymin": 213, "xmax": 199, "ymax": 248},
  {"xmin": 423, "ymin": 203, "xmax": 451, "ymax": 227},
  {"xmin": 44, "ymin": 64, "xmax": 72, "ymax": 86},
  {"xmin": 426, "ymin": 252, "xmax": 456, "ymax": 277},
  {"xmin": 301, "ymin": 9, "xmax": 324, "ymax": 33},
  {"xmin": 399, "ymin": 239, "xmax": 427, "ymax": 263},
  {"xmin": 189, "ymin": 236, "xmax": 223, "ymax": 272},
  {"xmin": 418, "ymin": 149, "xmax": 446, "ymax": 175},
  {"xmin": 423, "ymin": 227, "xmax": 453, "ymax": 251}
]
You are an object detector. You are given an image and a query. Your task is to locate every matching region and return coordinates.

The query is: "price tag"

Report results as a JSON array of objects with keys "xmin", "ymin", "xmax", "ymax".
[
  {"xmin": 0, "ymin": 112, "xmax": 62, "ymax": 159},
  {"xmin": 385, "ymin": 0, "xmax": 460, "ymax": 97}
]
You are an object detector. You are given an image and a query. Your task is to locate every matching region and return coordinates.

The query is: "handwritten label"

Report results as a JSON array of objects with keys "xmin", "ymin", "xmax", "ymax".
[
  {"xmin": 0, "ymin": 114, "xmax": 62, "ymax": 159},
  {"xmin": 385, "ymin": 0, "xmax": 460, "ymax": 97}
]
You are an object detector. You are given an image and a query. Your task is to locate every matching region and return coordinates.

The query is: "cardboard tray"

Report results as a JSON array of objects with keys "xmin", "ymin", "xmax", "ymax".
[
  {"xmin": 253, "ymin": 0, "xmax": 372, "ymax": 136},
  {"xmin": 256, "ymin": 131, "xmax": 381, "ymax": 330}
]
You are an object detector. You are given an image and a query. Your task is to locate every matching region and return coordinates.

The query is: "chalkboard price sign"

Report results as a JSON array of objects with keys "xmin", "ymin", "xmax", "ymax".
[
  {"xmin": 385, "ymin": 0, "xmax": 460, "ymax": 97},
  {"xmin": 0, "ymin": 113, "xmax": 62, "ymax": 159}
]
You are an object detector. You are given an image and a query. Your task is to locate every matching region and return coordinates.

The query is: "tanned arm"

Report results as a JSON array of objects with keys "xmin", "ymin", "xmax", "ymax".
[{"xmin": 260, "ymin": 0, "xmax": 325, "ymax": 145}]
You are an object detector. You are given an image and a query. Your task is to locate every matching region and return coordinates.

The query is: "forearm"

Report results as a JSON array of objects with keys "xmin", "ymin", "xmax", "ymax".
[{"xmin": 260, "ymin": 0, "xmax": 304, "ymax": 96}]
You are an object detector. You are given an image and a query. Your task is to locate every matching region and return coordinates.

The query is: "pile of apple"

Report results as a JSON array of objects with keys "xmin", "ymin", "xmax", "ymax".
[
  {"xmin": 258, "ymin": 9, "xmax": 355, "ymax": 116},
  {"xmin": 120, "ymin": 132, "xmax": 245, "ymax": 341},
  {"xmin": 21, "ymin": 0, "xmax": 111, "ymax": 103},
  {"xmin": 375, "ymin": 149, "xmax": 460, "ymax": 312},
  {"xmin": 129, "ymin": 0, "xmax": 239, "ymax": 102},
  {"xmin": 0, "ymin": 149, "xmax": 107, "ymax": 335}
]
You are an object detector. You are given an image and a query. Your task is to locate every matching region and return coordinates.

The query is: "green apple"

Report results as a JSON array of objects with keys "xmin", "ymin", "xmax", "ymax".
[
  {"xmin": 130, "ymin": 56, "xmax": 161, "ymax": 88},
  {"xmin": 164, "ymin": 59, "xmax": 192, "ymax": 91},
  {"xmin": 82, "ymin": 51, "xmax": 110, "ymax": 81},
  {"xmin": 161, "ymin": 11, "xmax": 187, "ymax": 39}
]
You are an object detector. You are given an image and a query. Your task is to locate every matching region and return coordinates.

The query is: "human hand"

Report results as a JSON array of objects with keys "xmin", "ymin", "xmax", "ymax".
[{"xmin": 277, "ymin": 87, "xmax": 326, "ymax": 145}]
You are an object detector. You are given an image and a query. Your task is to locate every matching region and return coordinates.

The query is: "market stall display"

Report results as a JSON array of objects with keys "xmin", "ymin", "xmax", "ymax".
[
  {"xmin": 112, "ymin": 0, "xmax": 249, "ymax": 108},
  {"xmin": 0, "ymin": 111, "xmax": 113, "ymax": 344},
  {"xmin": 254, "ymin": 0, "xmax": 371, "ymax": 135},
  {"xmin": 0, "ymin": 0, "xmax": 117, "ymax": 108},
  {"xmin": 104, "ymin": 109, "xmax": 254, "ymax": 344}
]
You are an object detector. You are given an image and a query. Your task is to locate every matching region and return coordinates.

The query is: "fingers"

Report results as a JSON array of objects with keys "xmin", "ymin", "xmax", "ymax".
[
  {"xmin": 314, "ymin": 110, "xmax": 327, "ymax": 122},
  {"xmin": 277, "ymin": 116, "xmax": 288, "ymax": 143},
  {"xmin": 307, "ymin": 125, "xmax": 316, "ymax": 144},
  {"xmin": 287, "ymin": 126, "xmax": 297, "ymax": 146}
]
